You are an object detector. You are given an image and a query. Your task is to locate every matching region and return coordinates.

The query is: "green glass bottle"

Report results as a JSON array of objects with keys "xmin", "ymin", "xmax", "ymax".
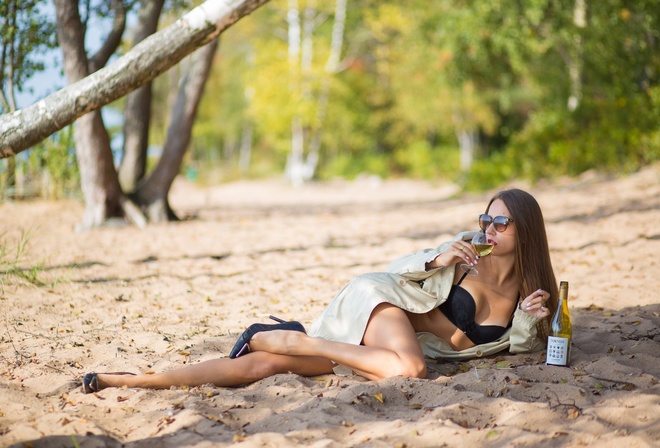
[{"xmin": 546, "ymin": 281, "xmax": 572, "ymax": 366}]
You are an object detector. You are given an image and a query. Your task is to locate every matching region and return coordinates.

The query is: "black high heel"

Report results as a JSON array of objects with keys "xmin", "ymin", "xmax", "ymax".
[{"xmin": 229, "ymin": 315, "xmax": 306, "ymax": 358}]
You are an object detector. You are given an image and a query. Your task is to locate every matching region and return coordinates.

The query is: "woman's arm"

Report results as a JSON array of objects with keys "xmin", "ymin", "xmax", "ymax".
[{"xmin": 386, "ymin": 231, "xmax": 477, "ymax": 278}]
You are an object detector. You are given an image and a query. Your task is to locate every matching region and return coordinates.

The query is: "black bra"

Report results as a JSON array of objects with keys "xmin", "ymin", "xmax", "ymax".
[{"xmin": 438, "ymin": 285, "xmax": 510, "ymax": 345}]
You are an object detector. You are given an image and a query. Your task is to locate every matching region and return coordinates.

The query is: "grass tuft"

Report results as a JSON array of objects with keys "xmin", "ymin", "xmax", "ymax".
[{"xmin": 0, "ymin": 227, "xmax": 46, "ymax": 289}]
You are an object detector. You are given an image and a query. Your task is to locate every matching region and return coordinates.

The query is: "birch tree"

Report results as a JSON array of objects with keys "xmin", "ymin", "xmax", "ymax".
[
  {"xmin": 0, "ymin": 0, "xmax": 55, "ymax": 196},
  {"xmin": 0, "ymin": 0, "xmax": 271, "ymax": 228},
  {"xmin": 118, "ymin": 0, "xmax": 166, "ymax": 193},
  {"xmin": 284, "ymin": 0, "xmax": 346, "ymax": 186},
  {"xmin": 132, "ymin": 38, "xmax": 219, "ymax": 222},
  {"xmin": 0, "ymin": 0, "xmax": 270, "ymax": 157},
  {"xmin": 54, "ymin": 0, "xmax": 127, "ymax": 229}
]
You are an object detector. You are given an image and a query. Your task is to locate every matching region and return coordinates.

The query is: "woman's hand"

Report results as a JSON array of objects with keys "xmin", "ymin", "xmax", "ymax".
[
  {"xmin": 427, "ymin": 241, "xmax": 477, "ymax": 270},
  {"xmin": 519, "ymin": 289, "xmax": 551, "ymax": 318}
]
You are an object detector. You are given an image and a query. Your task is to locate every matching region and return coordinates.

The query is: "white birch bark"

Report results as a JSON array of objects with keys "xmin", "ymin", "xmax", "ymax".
[
  {"xmin": 285, "ymin": 0, "xmax": 305, "ymax": 186},
  {"xmin": 287, "ymin": 0, "xmax": 346, "ymax": 185},
  {"xmin": 304, "ymin": 0, "xmax": 346, "ymax": 182},
  {"xmin": 567, "ymin": 0, "xmax": 586, "ymax": 111},
  {"xmin": 457, "ymin": 129, "xmax": 477, "ymax": 173},
  {"xmin": 239, "ymin": 120, "xmax": 253, "ymax": 173},
  {"xmin": 0, "ymin": 0, "xmax": 271, "ymax": 158}
]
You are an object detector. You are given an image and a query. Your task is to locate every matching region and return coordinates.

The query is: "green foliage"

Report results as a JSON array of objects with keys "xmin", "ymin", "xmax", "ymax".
[
  {"xmin": 149, "ymin": 0, "xmax": 660, "ymax": 189},
  {"xmin": 8, "ymin": 0, "xmax": 660, "ymax": 195},
  {"xmin": 37, "ymin": 128, "xmax": 81, "ymax": 199},
  {"xmin": 507, "ymin": 88, "xmax": 660, "ymax": 179},
  {"xmin": 463, "ymin": 150, "xmax": 515, "ymax": 191},
  {"xmin": 1, "ymin": 128, "xmax": 80, "ymax": 200},
  {"xmin": 0, "ymin": 0, "xmax": 56, "ymax": 112},
  {"xmin": 393, "ymin": 141, "xmax": 462, "ymax": 181}
]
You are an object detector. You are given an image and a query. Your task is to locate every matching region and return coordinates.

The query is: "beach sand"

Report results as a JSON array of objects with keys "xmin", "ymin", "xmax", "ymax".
[{"xmin": 1, "ymin": 165, "xmax": 658, "ymax": 447}]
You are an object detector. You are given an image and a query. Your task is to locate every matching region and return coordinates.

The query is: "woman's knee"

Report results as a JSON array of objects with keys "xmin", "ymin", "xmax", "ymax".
[
  {"xmin": 240, "ymin": 352, "xmax": 286, "ymax": 380},
  {"xmin": 382, "ymin": 355, "xmax": 426, "ymax": 379},
  {"xmin": 399, "ymin": 356, "xmax": 427, "ymax": 379}
]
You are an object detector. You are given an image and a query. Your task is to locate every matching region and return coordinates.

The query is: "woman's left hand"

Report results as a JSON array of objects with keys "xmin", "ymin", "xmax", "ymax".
[{"xmin": 519, "ymin": 289, "xmax": 551, "ymax": 318}]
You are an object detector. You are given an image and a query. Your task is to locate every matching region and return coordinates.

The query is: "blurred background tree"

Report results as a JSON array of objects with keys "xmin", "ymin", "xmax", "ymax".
[
  {"xmin": 184, "ymin": 0, "xmax": 660, "ymax": 190},
  {"xmin": 3, "ymin": 0, "xmax": 659, "ymax": 209},
  {"xmin": 0, "ymin": 0, "xmax": 60, "ymax": 199}
]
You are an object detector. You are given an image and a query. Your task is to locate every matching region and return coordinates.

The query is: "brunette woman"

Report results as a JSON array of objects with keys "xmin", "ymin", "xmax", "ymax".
[{"xmin": 83, "ymin": 188, "xmax": 557, "ymax": 392}]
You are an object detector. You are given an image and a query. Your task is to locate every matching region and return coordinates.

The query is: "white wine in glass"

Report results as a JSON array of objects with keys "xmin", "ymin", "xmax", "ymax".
[
  {"xmin": 472, "ymin": 236, "xmax": 494, "ymax": 257},
  {"xmin": 460, "ymin": 232, "xmax": 493, "ymax": 276}
]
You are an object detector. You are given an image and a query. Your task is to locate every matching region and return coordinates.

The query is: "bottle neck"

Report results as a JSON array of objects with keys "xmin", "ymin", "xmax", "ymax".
[{"xmin": 558, "ymin": 282, "xmax": 569, "ymax": 309}]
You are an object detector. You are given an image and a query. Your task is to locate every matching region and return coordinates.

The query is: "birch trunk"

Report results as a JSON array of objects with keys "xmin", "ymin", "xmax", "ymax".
[
  {"xmin": 567, "ymin": 0, "xmax": 586, "ymax": 111},
  {"xmin": 54, "ymin": 0, "xmax": 125, "ymax": 230},
  {"xmin": 457, "ymin": 129, "xmax": 477, "ymax": 173},
  {"xmin": 239, "ymin": 120, "xmax": 253, "ymax": 173},
  {"xmin": 305, "ymin": 0, "xmax": 346, "ymax": 181},
  {"xmin": 285, "ymin": 0, "xmax": 304, "ymax": 186},
  {"xmin": 118, "ymin": 0, "xmax": 166, "ymax": 193},
  {"xmin": 0, "ymin": 0, "xmax": 272, "ymax": 158},
  {"xmin": 133, "ymin": 38, "xmax": 219, "ymax": 222}
]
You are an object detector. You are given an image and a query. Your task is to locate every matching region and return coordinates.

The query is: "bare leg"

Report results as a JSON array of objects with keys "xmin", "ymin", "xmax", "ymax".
[
  {"xmin": 95, "ymin": 352, "xmax": 335, "ymax": 390},
  {"xmin": 94, "ymin": 303, "xmax": 425, "ymax": 390},
  {"xmin": 251, "ymin": 303, "xmax": 427, "ymax": 380}
]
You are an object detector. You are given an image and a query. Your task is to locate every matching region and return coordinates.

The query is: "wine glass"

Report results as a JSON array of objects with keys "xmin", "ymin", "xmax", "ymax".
[{"xmin": 460, "ymin": 232, "xmax": 494, "ymax": 277}]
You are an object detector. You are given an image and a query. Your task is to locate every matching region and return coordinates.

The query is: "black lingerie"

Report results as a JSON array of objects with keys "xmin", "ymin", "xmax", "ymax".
[{"xmin": 438, "ymin": 285, "xmax": 510, "ymax": 345}]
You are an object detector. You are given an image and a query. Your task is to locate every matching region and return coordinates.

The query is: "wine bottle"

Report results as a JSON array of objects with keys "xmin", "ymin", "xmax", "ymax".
[{"xmin": 546, "ymin": 281, "xmax": 572, "ymax": 366}]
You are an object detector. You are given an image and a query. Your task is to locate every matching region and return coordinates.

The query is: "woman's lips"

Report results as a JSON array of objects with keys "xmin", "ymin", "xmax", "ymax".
[{"xmin": 488, "ymin": 238, "xmax": 496, "ymax": 245}]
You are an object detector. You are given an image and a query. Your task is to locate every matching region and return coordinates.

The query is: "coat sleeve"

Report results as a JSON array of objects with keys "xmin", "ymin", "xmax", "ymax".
[
  {"xmin": 385, "ymin": 248, "xmax": 444, "ymax": 279},
  {"xmin": 508, "ymin": 307, "xmax": 546, "ymax": 353},
  {"xmin": 386, "ymin": 231, "xmax": 475, "ymax": 280}
]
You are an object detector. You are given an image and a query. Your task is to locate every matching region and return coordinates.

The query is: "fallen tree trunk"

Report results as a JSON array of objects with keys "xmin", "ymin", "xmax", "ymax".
[{"xmin": 0, "ymin": 0, "xmax": 270, "ymax": 158}]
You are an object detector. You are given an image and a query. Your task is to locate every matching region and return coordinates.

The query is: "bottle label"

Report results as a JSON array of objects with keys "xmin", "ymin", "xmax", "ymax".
[{"xmin": 546, "ymin": 336, "xmax": 570, "ymax": 366}]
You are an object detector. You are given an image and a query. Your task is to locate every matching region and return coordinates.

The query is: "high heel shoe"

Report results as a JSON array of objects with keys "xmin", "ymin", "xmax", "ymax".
[{"xmin": 229, "ymin": 315, "xmax": 306, "ymax": 358}]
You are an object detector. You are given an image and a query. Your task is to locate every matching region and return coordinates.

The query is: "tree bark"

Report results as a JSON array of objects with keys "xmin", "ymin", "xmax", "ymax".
[
  {"xmin": 457, "ymin": 128, "xmax": 477, "ymax": 173},
  {"xmin": 305, "ymin": 0, "xmax": 346, "ymax": 182},
  {"xmin": 118, "ymin": 0, "xmax": 165, "ymax": 193},
  {"xmin": 54, "ymin": 0, "xmax": 124, "ymax": 229},
  {"xmin": 284, "ymin": 0, "xmax": 304, "ymax": 186},
  {"xmin": 0, "ymin": 0, "xmax": 272, "ymax": 158},
  {"xmin": 133, "ymin": 38, "xmax": 219, "ymax": 222},
  {"xmin": 567, "ymin": 0, "xmax": 586, "ymax": 111}
]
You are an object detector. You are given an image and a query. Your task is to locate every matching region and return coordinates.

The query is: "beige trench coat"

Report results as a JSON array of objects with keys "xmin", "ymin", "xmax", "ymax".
[{"xmin": 308, "ymin": 231, "xmax": 545, "ymax": 366}]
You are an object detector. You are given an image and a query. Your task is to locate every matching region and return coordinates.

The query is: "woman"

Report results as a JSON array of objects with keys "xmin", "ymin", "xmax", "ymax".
[{"xmin": 83, "ymin": 188, "xmax": 558, "ymax": 392}]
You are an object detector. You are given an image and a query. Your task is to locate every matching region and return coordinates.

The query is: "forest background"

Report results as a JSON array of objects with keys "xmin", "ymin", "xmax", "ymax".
[{"xmin": 1, "ymin": 0, "xmax": 659, "ymax": 221}]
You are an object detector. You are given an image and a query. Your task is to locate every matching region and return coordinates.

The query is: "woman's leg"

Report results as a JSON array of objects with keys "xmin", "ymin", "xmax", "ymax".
[
  {"xmin": 94, "ymin": 352, "xmax": 335, "ymax": 390},
  {"xmin": 251, "ymin": 303, "xmax": 427, "ymax": 380},
  {"xmin": 93, "ymin": 303, "xmax": 425, "ymax": 390}
]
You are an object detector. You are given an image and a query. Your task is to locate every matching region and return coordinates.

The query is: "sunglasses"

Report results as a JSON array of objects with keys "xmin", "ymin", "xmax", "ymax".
[{"xmin": 479, "ymin": 214, "xmax": 515, "ymax": 232}]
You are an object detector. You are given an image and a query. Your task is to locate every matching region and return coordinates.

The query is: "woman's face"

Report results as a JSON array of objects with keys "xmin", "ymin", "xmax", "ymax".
[{"xmin": 485, "ymin": 199, "xmax": 516, "ymax": 256}]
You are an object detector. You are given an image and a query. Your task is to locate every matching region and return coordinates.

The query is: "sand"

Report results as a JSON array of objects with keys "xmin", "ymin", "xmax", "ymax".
[{"xmin": 0, "ymin": 165, "xmax": 658, "ymax": 447}]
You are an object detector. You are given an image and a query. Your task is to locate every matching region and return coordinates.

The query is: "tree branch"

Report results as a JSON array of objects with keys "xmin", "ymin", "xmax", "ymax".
[
  {"xmin": 88, "ymin": 0, "xmax": 128, "ymax": 73},
  {"xmin": 0, "ymin": 0, "xmax": 272, "ymax": 158}
]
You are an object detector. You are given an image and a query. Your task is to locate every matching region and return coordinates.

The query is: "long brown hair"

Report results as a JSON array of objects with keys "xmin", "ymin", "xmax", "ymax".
[{"xmin": 487, "ymin": 189, "xmax": 558, "ymax": 340}]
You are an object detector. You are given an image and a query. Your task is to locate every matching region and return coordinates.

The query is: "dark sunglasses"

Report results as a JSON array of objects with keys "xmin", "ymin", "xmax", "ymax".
[{"xmin": 479, "ymin": 214, "xmax": 515, "ymax": 232}]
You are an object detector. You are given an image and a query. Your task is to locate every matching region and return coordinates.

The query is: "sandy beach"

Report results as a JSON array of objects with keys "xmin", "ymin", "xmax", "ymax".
[{"xmin": 1, "ymin": 165, "xmax": 658, "ymax": 447}]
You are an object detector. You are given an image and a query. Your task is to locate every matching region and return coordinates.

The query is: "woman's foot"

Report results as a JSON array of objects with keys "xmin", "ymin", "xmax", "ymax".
[
  {"xmin": 229, "ymin": 319, "xmax": 306, "ymax": 358},
  {"xmin": 82, "ymin": 372, "xmax": 136, "ymax": 393},
  {"xmin": 249, "ymin": 329, "xmax": 308, "ymax": 355}
]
